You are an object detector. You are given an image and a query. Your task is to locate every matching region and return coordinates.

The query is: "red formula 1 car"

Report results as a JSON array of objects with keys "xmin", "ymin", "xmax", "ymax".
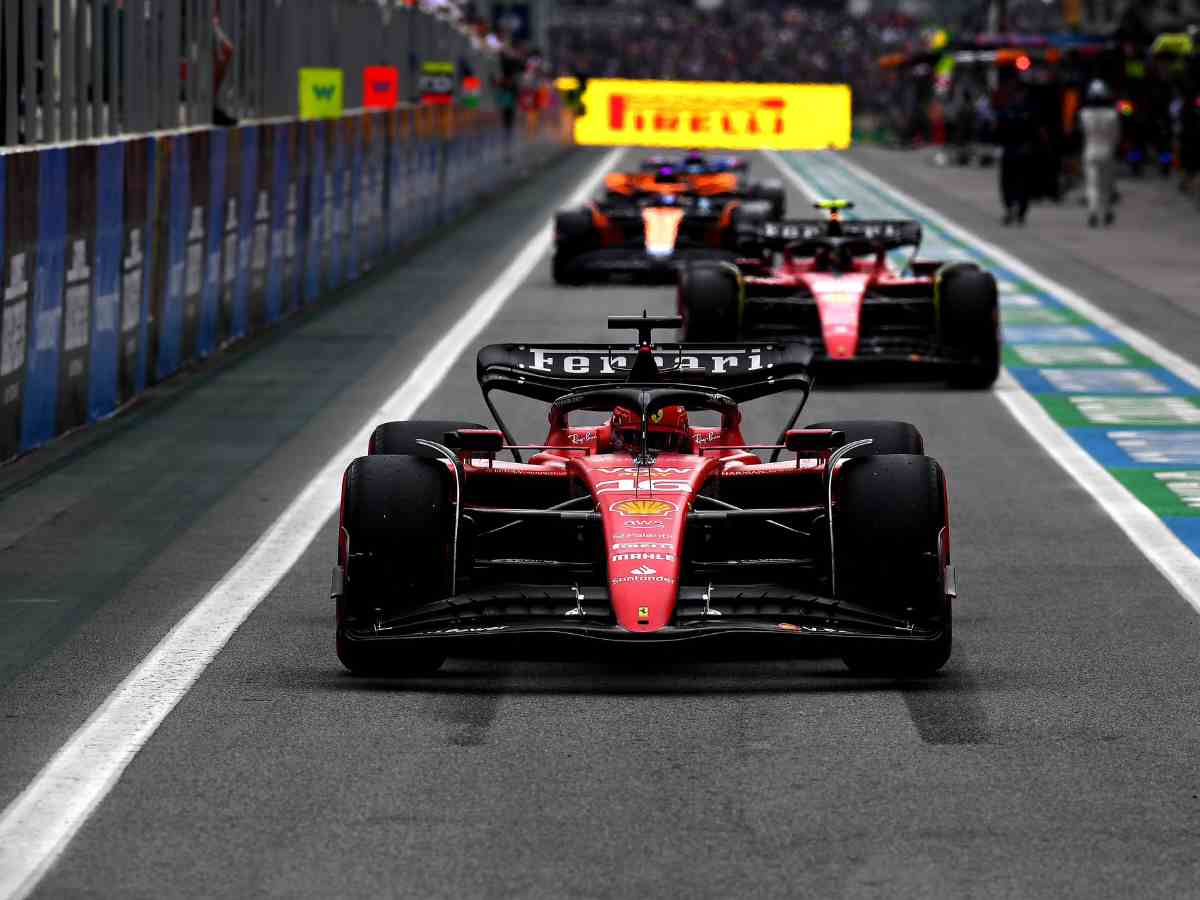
[
  {"xmin": 676, "ymin": 201, "xmax": 1001, "ymax": 387},
  {"xmin": 333, "ymin": 316, "xmax": 955, "ymax": 678}
]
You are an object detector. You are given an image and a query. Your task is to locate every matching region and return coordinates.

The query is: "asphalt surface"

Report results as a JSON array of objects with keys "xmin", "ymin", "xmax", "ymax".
[{"xmin": 3, "ymin": 148, "xmax": 1200, "ymax": 898}]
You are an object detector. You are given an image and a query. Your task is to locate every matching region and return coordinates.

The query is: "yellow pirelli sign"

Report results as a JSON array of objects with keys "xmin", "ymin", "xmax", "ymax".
[{"xmin": 574, "ymin": 79, "xmax": 851, "ymax": 150}]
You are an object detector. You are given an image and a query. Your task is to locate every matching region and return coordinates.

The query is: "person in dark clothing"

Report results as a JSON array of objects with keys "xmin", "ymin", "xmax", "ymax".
[
  {"xmin": 996, "ymin": 82, "xmax": 1037, "ymax": 225},
  {"xmin": 1180, "ymin": 74, "xmax": 1200, "ymax": 200}
]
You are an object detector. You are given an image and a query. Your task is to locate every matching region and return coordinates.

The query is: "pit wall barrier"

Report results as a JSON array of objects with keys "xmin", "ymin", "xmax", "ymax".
[{"xmin": 0, "ymin": 106, "xmax": 570, "ymax": 463}]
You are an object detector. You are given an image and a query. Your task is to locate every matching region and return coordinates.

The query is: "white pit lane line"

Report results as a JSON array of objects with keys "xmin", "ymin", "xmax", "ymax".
[
  {"xmin": 764, "ymin": 148, "xmax": 1200, "ymax": 615},
  {"xmin": 0, "ymin": 147, "xmax": 625, "ymax": 900}
]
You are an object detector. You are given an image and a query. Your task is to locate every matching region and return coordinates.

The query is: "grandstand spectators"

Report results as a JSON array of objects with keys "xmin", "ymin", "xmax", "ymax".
[{"xmin": 549, "ymin": 2, "xmax": 925, "ymax": 116}]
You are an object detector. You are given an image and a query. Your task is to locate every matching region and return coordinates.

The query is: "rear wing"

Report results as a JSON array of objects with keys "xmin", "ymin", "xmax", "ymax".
[
  {"xmin": 751, "ymin": 219, "xmax": 923, "ymax": 251},
  {"xmin": 477, "ymin": 342, "xmax": 814, "ymax": 404}
]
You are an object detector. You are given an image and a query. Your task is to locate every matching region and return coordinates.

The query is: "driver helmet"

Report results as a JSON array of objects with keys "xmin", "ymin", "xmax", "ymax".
[
  {"xmin": 683, "ymin": 151, "xmax": 707, "ymax": 173},
  {"xmin": 611, "ymin": 405, "xmax": 690, "ymax": 453},
  {"xmin": 1086, "ymin": 79, "xmax": 1111, "ymax": 103}
]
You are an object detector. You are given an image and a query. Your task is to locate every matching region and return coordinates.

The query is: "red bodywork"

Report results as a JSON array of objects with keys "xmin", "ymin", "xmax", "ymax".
[
  {"xmin": 442, "ymin": 405, "xmax": 830, "ymax": 635},
  {"xmin": 736, "ymin": 249, "xmax": 941, "ymax": 360}
]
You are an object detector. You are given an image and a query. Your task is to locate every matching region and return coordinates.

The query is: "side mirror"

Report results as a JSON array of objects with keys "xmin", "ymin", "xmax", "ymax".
[
  {"xmin": 784, "ymin": 428, "xmax": 846, "ymax": 454},
  {"xmin": 444, "ymin": 429, "xmax": 505, "ymax": 454}
]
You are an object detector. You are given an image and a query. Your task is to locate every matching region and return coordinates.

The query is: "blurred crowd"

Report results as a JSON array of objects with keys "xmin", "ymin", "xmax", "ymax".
[{"xmin": 549, "ymin": 2, "xmax": 924, "ymax": 116}]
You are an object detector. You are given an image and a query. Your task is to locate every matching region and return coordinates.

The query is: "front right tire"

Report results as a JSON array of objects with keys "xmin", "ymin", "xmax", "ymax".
[
  {"xmin": 833, "ymin": 453, "xmax": 952, "ymax": 676},
  {"xmin": 938, "ymin": 264, "xmax": 1001, "ymax": 389},
  {"xmin": 804, "ymin": 420, "xmax": 924, "ymax": 458}
]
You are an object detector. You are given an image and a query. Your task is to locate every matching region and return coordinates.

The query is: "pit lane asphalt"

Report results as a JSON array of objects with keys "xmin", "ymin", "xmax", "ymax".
[{"xmin": 3, "ymin": 150, "xmax": 1200, "ymax": 899}]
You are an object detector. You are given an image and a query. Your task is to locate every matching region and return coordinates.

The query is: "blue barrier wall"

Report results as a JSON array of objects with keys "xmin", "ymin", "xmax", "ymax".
[{"xmin": 0, "ymin": 107, "xmax": 567, "ymax": 462}]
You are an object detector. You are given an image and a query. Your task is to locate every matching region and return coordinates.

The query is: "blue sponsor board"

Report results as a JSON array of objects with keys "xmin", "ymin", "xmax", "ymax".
[
  {"xmin": 87, "ymin": 142, "xmax": 126, "ymax": 421},
  {"xmin": 231, "ymin": 126, "xmax": 258, "ymax": 339},
  {"xmin": 327, "ymin": 122, "xmax": 346, "ymax": 289},
  {"xmin": 265, "ymin": 124, "xmax": 290, "ymax": 323},
  {"xmin": 386, "ymin": 113, "xmax": 406, "ymax": 251},
  {"xmin": 345, "ymin": 121, "xmax": 363, "ymax": 279},
  {"xmin": 199, "ymin": 129, "xmax": 228, "ymax": 359},
  {"xmin": 0, "ymin": 109, "xmax": 562, "ymax": 463},
  {"xmin": 290, "ymin": 123, "xmax": 308, "ymax": 311},
  {"xmin": 21, "ymin": 148, "xmax": 68, "ymax": 450},
  {"xmin": 59, "ymin": 146, "xmax": 98, "ymax": 435},
  {"xmin": 157, "ymin": 135, "xmax": 190, "ymax": 380},
  {"xmin": 122, "ymin": 138, "xmax": 156, "ymax": 399},
  {"xmin": 305, "ymin": 121, "xmax": 325, "ymax": 303}
]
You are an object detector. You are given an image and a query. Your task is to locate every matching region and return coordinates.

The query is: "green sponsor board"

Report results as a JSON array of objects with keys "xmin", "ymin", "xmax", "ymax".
[
  {"xmin": 1038, "ymin": 394, "xmax": 1200, "ymax": 428},
  {"xmin": 299, "ymin": 68, "xmax": 345, "ymax": 119},
  {"xmin": 1003, "ymin": 344, "xmax": 1156, "ymax": 369},
  {"xmin": 1111, "ymin": 469, "xmax": 1200, "ymax": 517}
]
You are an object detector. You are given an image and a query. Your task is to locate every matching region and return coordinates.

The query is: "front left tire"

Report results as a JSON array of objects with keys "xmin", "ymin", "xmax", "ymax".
[
  {"xmin": 677, "ymin": 262, "xmax": 742, "ymax": 341},
  {"xmin": 552, "ymin": 209, "xmax": 594, "ymax": 285},
  {"xmin": 336, "ymin": 454, "xmax": 453, "ymax": 676}
]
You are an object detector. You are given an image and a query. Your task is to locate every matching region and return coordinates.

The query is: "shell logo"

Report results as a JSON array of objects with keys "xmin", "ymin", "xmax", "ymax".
[{"xmin": 612, "ymin": 498, "xmax": 676, "ymax": 516}]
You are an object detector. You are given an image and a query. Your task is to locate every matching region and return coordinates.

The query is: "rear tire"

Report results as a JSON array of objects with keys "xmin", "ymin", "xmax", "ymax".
[
  {"xmin": 553, "ymin": 209, "xmax": 594, "ymax": 285},
  {"xmin": 677, "ymin": 263, "xmax": 742, "ymax": 341},
  {"xmin": 369, "ymin": 420, "xmax": 485, "ymax": 458},
  {"xmin": 336, "ymin": 455, "xmax": 452, "ymax": 676},
  {"xmin": 939, "ymin": 264, "xmax": 1001, "ymax": 389},
  {"xmin": 834, "ymin": 454, "xmax": 951, "ymax": 676},
  {"xmin": 804, "ymin": 420, "xmax": 924, "ymax": 457},
  {"xmin": 752, "ymin": 180, "xmax": 786, "ymax": 219}
]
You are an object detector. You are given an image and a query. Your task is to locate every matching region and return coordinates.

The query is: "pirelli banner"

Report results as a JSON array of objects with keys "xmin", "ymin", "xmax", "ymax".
[{"xmin": 573, "ymin": 79, "xmax": 851, "ymax": 150}]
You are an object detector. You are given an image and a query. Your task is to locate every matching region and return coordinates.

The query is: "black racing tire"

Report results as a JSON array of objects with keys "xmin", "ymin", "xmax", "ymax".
[
  {"xmin": 753, "ymin": 180, "xmax": 787, "ymax": 220},
  {"xmin": 834, "ymin": 454, "xmax": 951, "ymax": 676},
  {"xmin": 553, "ymin": 208, "xmax": 594, "ymax": 285},
  {"xmin": 803, "ymin": 420, "xmax": 924, "ymax": 458},
  {"xmin": 368, "ymin": 420, "xmax": 485, "ymax": 458},
  {"xmin": 336, "ymin": 455, "xmax": 452, "ymax": 676},
  {"xmin": 677, "ymin": 262, "xmax": 741, "ymax": 341},
  {"xmin": 724, "ymin": 200, "xmax": 771, "ymax": 254},
  {"xmin": 938, "ymin": 264, "xmax": 1001, "ymax": 389}
]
